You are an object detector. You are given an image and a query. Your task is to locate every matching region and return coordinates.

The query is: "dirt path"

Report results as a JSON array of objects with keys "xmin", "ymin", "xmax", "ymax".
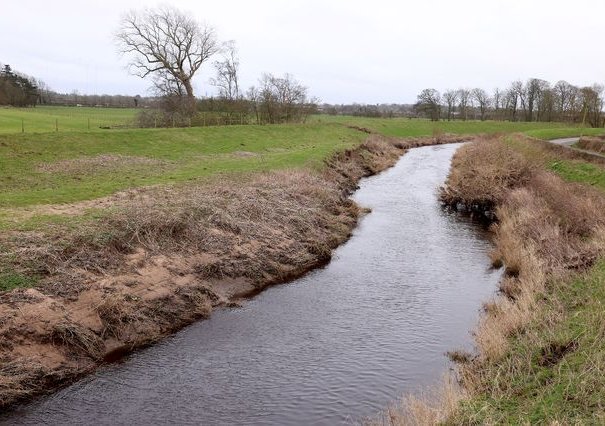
[{"xmin": 549, "ymin": 137, "xmax": 605, "ymax": 159}]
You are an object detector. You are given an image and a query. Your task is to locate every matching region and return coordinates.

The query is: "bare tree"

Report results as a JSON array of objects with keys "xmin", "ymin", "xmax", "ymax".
[
  {"xmin": 443, "ymin": 90, "xmax": 458, "ymax": 121},
  {"xmin": 248, "ymin": 73, "xmax": 313, "ymax": 124},
  {"xmin": 553, "ymin": 80, "xmax": 576, "ymax": 121},
  {"xmin": 472, "ymin": 88, "xmax": 491, "ymax": 121},
  {"xmin": 492, "ymin": 88, "xmax": 502, "ymax": 119},
  {"xmin": 509, "ymin": 80, "xmax": 525, "ymax": 121},
  {"xmin": 580, "ymin": 85, "xmax": 605, "ymax": 127},
  {"xmin": 116, "ymin": 5, "xmax": 219, "ymax": 114},
  {"xmin": 210, "ymin": 41, "xmax": 240, "ymax": 100},
  {"xmin": 457, "ymin": 88, "xmax": 471, "ymax": 121}
]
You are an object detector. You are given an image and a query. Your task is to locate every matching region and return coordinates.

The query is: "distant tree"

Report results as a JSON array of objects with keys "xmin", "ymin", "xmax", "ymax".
[
  {"xmin": 553, "ymin": 80, "xmax": 577, "ymax": 122},
  {"xmin": 442, "ymin": 90, "xmax": 458, "ymax": 121},
  {"xmin": 472, "ymin": 88, "xmax": 490, "ymax": 121},
  {"xmin": 210, "ymin": 41, "xmax": 240, "ymax": 101},
  {"xmin": 580, "ymin": 85, "xmax": 605, "ymax": 127},
  {"xmin": 116, "ymin": 5, "xmax": 219, "ymax": 114},
  {"xmin": 457, "ymin": 88, "xmax": 471, "ymax": 121},
  {"xmin": 0, "ymin": 64, "xmax": 39, "ymax": 107},
  {"xmin": 523, "ymin": 78, "xmax": 549, "ymax": 122},
  {"xmin": 248, "ymin": 73, "xmax": 314, "ymax": 124},
  {"xmin": 415, "ymin": 88, "xmax": 441, "ymax": 121},
  {"xmin": 509, "ymin": 80, "xmax": 525, "ymax": 121},
  {"xmin": 492, "ymin": 88, "xmax": 503, "ymax": 119}
]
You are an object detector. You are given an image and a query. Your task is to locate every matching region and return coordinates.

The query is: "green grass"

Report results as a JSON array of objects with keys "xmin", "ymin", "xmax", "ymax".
[
  {"xmin": 525, "ymin": 127, "xmax": 605, "ymax": 140},
  {"xmin": 549, "ymin": 160, "xmax": 605, "ymax": 190},
  {"xmin": 453, "ymin": 260, "xmax": 605, "ymax": 424},
  {"xmin": 312, "ymin": 115, "xmax": 595, "ymax": 139},
  {"xmin": 0, "ymin": 111, "xmax": 601, "ymax": 225},
  {"xmin": 0, "ymin": 123, "xmax": 365, "ymax": 209},
  {"xmin": 0, "ymin": 271, "xmax": 38, "ymax": 291},
  {"xmin": 0, "ymin": 106, "xmax": 137, "ymax": 133}
]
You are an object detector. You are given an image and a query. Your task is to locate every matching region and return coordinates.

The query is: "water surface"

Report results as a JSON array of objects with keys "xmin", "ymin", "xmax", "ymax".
[{"xmin": 1, "ymin": 143, "xmax": 501, "ymax": 425}]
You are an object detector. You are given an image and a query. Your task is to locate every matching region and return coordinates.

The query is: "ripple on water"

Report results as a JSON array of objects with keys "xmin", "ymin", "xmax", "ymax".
[{"xmin": 1, "ymin": 144, "xmax": 502, "ymax": 426}]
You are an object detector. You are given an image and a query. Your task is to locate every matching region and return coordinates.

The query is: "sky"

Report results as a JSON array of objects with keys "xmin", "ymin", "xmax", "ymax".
[{"xmin": 1, "ymin": 0, "xmax": 604, "ymax": 104}]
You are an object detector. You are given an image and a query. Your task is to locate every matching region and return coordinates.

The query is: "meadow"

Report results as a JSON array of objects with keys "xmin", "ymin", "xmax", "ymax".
[
  {"xmin": 0, "ymin": 106, "xmax": 137, "ymax": 133},
  {"xmin": 1, "ymin": 106, "xmax": 602, "ymax": 216}
]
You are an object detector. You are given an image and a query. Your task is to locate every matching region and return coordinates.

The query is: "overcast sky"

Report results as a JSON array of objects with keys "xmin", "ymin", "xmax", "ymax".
[{"xmin": 2, "ymin": 0, "xmax": 604, "ymax": 104}]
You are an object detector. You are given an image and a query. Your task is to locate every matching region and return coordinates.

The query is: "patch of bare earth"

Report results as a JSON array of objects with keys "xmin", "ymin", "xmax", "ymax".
[
  {"xmin": 36, "ymin": 154, "xmax": 171, "ymax": 175},
  {"xmin": 0, "ymin": 134, "xmax": 470, "ymax": 409}
]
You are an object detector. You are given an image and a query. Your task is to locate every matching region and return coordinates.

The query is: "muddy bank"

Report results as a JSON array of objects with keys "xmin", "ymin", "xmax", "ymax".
[{"xmin": 0, "ymin": 133, "xmax": 474, "ymax": 409}]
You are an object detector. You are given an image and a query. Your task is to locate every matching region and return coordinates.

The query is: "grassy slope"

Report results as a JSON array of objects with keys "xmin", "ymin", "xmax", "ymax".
[
  {"xmin": 313, "ymin": 115, "xmax": 602, "ymax": 139},
  {"xmin": 447, "ymin": 137, "xmax": 605, "ymax": 424},
  {"xmin": 2, "ymin": 113, "xmax": 595, "ymax": 210},
  {"xmin": 459, "ymin": 261, "xmax": 605, "ymax": 424},
  {"xmin": 0, "ymin": 123, "xmax": 364, "ymax": 208}
]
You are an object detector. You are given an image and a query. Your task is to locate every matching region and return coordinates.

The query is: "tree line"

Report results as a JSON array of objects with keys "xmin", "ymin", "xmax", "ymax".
[
  {"xmin": 415, "ymin": 79, "xmax": 605, "ymax": 127},
  {"xmin": 0, "ymin": 64, "xmax": 40, "ymax": 107}
]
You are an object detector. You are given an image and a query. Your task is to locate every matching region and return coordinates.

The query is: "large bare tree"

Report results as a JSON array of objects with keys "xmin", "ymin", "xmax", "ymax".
[{"xmin": 116, "ymin": 6, "xmax": 219, "ymax": 113}]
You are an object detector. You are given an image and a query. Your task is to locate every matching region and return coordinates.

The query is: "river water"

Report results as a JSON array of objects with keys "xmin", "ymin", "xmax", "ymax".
[{"xmin": 1, "ymin": 143, "xmax": 501, "ymax": 425}]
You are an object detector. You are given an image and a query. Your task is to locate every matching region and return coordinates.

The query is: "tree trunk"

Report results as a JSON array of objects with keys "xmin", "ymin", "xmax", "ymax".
[{"xmin": 183, "ymin": 79, "xmax": 197, "ymax": 116}]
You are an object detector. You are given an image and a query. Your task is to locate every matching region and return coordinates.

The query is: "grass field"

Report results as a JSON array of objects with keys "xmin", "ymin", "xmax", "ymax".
[
  {"xmin": 0, "ymin": 107, "xmax": 602, "ymax": 227},
  {"xmin": 0, "ymin": 106, "xmax": 137, "ymax": 133},
  {"xmin": 313, "ymin": 115, "xmax": 605, "ymax": 140}
]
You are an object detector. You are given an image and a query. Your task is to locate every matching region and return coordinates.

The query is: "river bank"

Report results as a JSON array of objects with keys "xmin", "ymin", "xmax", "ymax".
[
  {"xmin": 0, "ymin": 141, "xmax": 501, "ymax": 424},
  {"xmin": 379, "ymin": 134, "xmax": 605, "ymax": 424},
  {"xmin": 0, "ymin": 133, "xmax": 472, "ymax": 410}
]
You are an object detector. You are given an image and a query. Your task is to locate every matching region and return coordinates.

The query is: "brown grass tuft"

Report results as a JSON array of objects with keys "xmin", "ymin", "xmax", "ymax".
[
  {"xmin": 440, "ymin": 136, "xmax": 537, "ymax": 211},
  {"xmin": 51, "ymin": 320, "xmax": 105, "ymax": 360},
  {"xmin": 365, "ymin": 375, "xmax": 464, "ymax": 426},
  {"xmin": 577, "ymin": 135, "xmax": 605, "ymax": 153}
]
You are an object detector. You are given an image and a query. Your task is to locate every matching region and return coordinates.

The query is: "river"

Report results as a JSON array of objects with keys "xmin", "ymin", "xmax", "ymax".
[{"xmin": 1, "ymin": 143, "xmax": 501, "ymax": 425}]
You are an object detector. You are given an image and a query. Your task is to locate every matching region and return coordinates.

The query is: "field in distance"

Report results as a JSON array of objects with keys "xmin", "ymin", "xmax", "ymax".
[{"xmin": 0, "ymin": 106, "xmax": 138, "ymax": 133}]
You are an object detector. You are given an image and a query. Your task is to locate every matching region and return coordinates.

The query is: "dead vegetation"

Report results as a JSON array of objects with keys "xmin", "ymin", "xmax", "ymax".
[
  {"xmin": 577, "ymin": 135, "xmax": 605, "ymax": 153},
  {"xmin": 0, "ymin": 134, "xmax": 461, "ymax": 409},
  {"xmin": 365, "ymin": 376, "xmax": 464, "ymax": 426},
  {"xmin": 36, "ymin": 154, "xmax": 171, "ymax": 175}
]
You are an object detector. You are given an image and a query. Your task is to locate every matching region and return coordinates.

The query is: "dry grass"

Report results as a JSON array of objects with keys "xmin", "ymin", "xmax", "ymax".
[
  {"xmin": 36, "ymin": 154, "xmax": 170, "ymax": 175},
  {"xmin": 0, "ymin": 360, "xmax": 74, "ymax": 407},
  {"xmin": 365, "ymin": 375, "xmax": 464, "ymax": 426},
  {"xmin": 577, "ymin": 135, "xmax": 605, "ymax": 153},
  {"xmin": 443, "ymin": 135, "xmax": 605, "ymax": 423},
  {"xmin": 378, "ymin": 134, "xmax": 605, "ymax": 424},
  {"xmin": 441, "ymin": 136, "xmax": 537, "ymax": 210},
  {"xmin": 51, "ymin": 320, "xmax": 105, "ymax": 360}
]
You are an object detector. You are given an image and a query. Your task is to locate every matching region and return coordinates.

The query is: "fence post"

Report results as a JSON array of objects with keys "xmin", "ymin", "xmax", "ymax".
[
  {"xmin": 203, "ymin": 112, "xmax": 206, "ymax": 127},
  {"xmin": 88, "ymin": 118, "xmax": 90, "ymax": 131},
  {"xmin": 22, "ymin": 119, "xmax": 24, "ymax": 133},
  {"xmin": 55, "ymin": 118, "xmax": 58, "ymax": 132}
]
